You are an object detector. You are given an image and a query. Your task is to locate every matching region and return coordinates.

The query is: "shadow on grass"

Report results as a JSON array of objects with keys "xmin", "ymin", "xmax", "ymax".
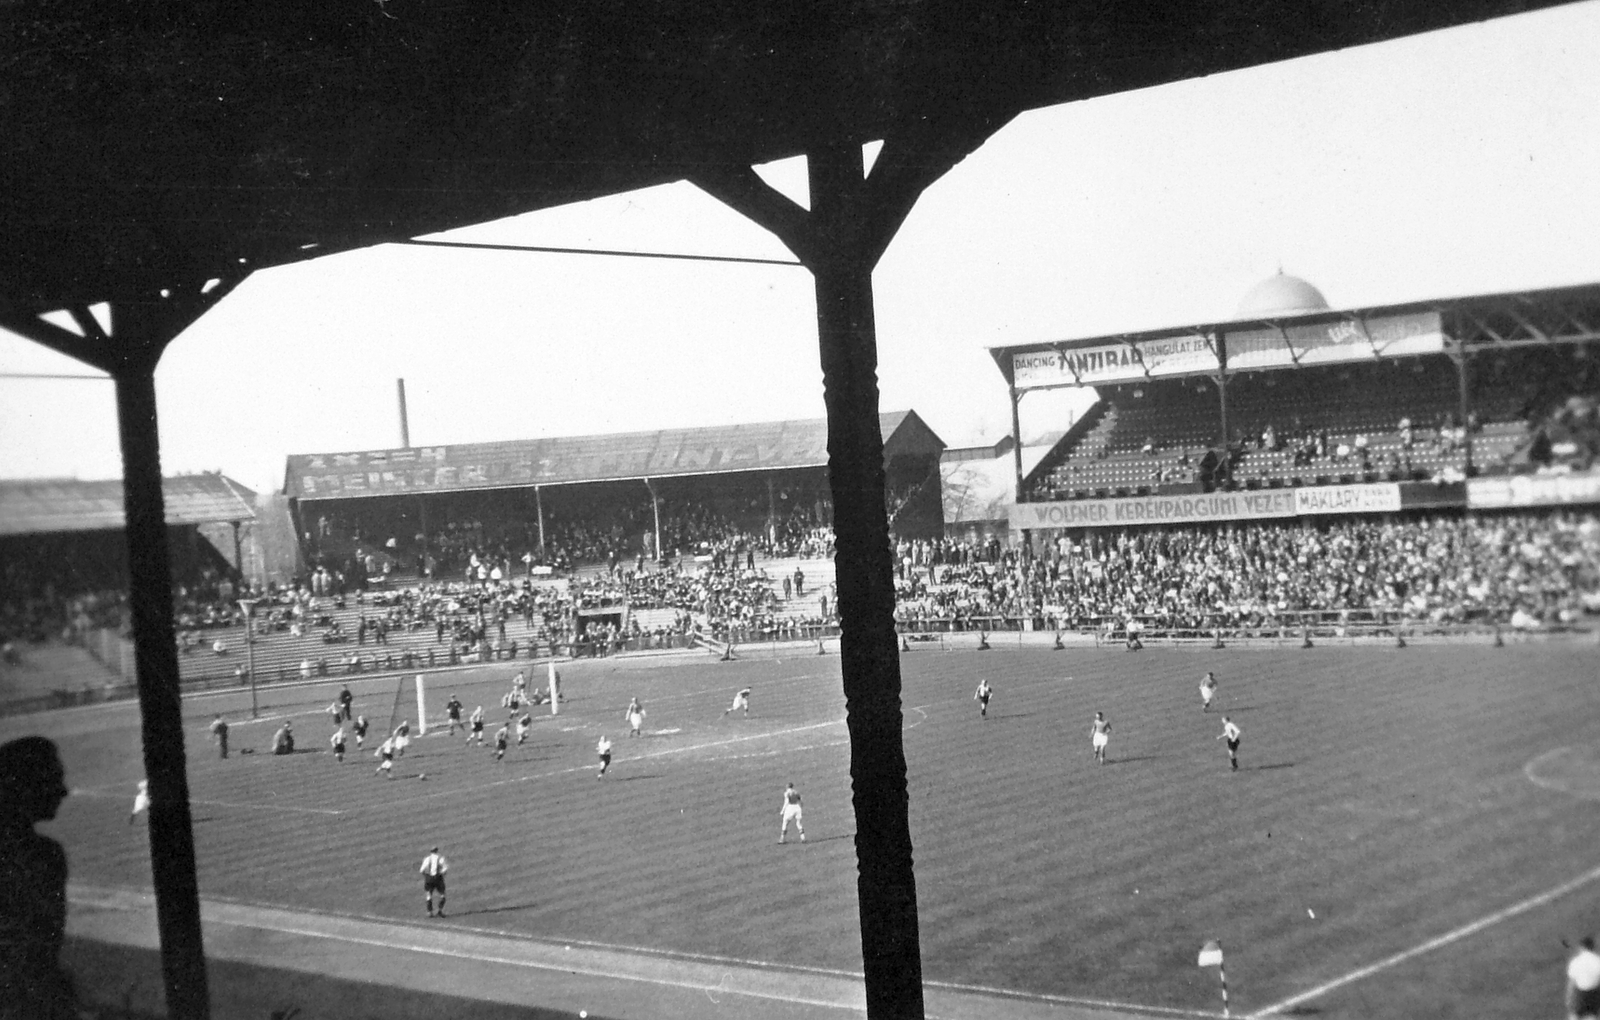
[
  {"xmin": 1254, "ymin": 762, "xmax": 1296, "ymax": 771},
  {"xmin": 451, "ymin": 901, "xmax": 540, "ymax": 918},
  {"xmin": 1105, "ymin": 755, "xmax": 1167, "ymax": 765},
  {"xmin": 613, "ymin": 773, "xmax": 663, "ymax": 782},
  {"xmin": 806, "ymin": 832, "xmax": 855, "ymax": 844}
]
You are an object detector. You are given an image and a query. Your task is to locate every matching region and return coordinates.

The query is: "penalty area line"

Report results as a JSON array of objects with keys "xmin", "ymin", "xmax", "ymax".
[{"xmin": 1247, "ymin": 859, "xmax": 1600, "ymax": 1017}]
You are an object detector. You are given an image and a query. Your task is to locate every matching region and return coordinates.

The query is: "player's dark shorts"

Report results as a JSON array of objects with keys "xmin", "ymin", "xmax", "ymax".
[
  {"xmin": 423, "ymin": 874, "xmax": 445, "ymax": 894},
  {"xmin": 1227, "ymin": 738, "xmax": 1241, "ymax": 752},
  {"xmin": 1571, "ymin": 984, "xmax": 1600, "ymax": 1018},
  {"xmin": 599, "ymin": 753, "xmax": 611, "ymax": 765},
  {"xmin": 472, "ymin": 721, "xmax": 483, "ymax": 732},
  {"xmin": 978, "ymin": 695, "xmax": 990, "ymax": 704}
]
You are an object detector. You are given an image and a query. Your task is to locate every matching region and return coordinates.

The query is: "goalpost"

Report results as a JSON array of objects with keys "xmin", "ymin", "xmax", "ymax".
[{"xmin": 384, "ymin": 672, "xmax": 428, "ymax": 737}]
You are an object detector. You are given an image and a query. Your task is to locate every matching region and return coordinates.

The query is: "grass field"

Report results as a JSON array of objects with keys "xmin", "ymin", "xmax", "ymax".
[{"xmin": 7, "ymin": 640, "xmax": 1600, "ymax": 1019}]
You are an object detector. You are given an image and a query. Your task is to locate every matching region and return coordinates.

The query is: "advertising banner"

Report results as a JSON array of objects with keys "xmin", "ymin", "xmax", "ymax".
[
  {"xmin": 1293, "ymin": 482, "xmax": 1402, "ymax": 515},
  {"xmin": 1227, "ymin": 311, "xmax": 1443, "ymax": 371},
  {"xmin": 1012, "ymin": 333, "xmax": 1219, "ymax": 390},
  {"xmin": 1010, "ymin": 490, "xmax": 1297, "ymax": 529},
  {"xmin": 1467, "ymin": 471, "xmax": 1600, "ymax": 509}
]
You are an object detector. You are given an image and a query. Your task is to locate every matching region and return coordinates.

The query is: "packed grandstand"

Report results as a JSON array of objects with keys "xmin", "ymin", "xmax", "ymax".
[{"xmin": 3, "ymin": 276, "xmax": 1599, "ymax": 706}]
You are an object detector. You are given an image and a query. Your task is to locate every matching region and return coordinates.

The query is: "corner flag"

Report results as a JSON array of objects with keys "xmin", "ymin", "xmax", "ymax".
[{"xmin": 1198, "ymin": 940, "xmax": 1229, "ymax": 1016}]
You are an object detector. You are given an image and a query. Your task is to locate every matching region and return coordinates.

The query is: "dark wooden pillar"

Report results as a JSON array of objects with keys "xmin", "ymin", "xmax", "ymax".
[
  {"xmin": 693, "ymin": 124, "xmax": 990, "ymax": 1018},
  {"xmin": 1215, "ymin": 370, "xmax": 1231, "ymax": 448},
  {"xmin": 111, "ymin": 301, "xmax": 212, "ymax": 1020},
  {"xmin": 808, "ymin": 141, "xmax": 925, "ymax": 1018},
  {"xmin": 3, "ymin": 281, "xmax": 241, "ymax": 1020}
]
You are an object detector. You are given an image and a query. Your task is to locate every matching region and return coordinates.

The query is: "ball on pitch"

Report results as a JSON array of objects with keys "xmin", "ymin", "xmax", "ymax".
[{"xmin": 418, "ymin": 773, "xmax": 427, "ymax": 781}]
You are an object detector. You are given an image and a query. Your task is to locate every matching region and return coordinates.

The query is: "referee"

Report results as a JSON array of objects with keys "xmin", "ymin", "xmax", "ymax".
[{"xmin": 420, "ymin": 847, "xmax": 449, "ymax": 917}]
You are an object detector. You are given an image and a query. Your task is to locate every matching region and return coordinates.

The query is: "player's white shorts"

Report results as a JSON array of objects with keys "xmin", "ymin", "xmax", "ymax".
[
  {"xmin": 731, "ymin": 695, "xmax": 748, "ymax": 711},
  {"xmin": 132, "ymin": 792, "xmax": 151, "ymax": 814},
  {"xmin": 393, "ymin": 735, "xmax": 410, "ymax": 752},
  {"xmin": 629, "ymin": 711, "xmax": 644, "ymax": 730},
  {"xmin": 1200, "ymin": 688, "xmax": 1213, "ymax": 704},
  {"xmin": 1092, "ymin": 732, "xmax": 1109, "ymax": 750},
  {"xmin": 782, "ymin": 805, "xmax": 803, "ymax": 824}
]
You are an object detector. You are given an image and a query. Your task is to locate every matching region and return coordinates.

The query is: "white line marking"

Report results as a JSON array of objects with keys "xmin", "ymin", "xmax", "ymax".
[
  {"xmin": 68, "ymin": 788, "xmax": 342, "ymax": 816},
  {"xmin": 1523, "ymin": 746, "xmax": 1600, "ymax": 801},
  {"xmin": 1248, "ymin": 860, "xmax": 1600, "ymax": 1017},
  {"xmin": 77, "ymin": 883, "xmax": 1201, "ymax": 1018},
  {"xmin": 923, "ymin": 978, "xmax": 1218, "ymax": 1018},
  {"xmin": 197, "ymin": 915, "xmax": 869, "ymax": 1011}
]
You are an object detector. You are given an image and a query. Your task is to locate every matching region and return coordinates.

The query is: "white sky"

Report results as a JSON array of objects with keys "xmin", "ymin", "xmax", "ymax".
[{"xmin": 3, "ymin": 1, "xmax": 1599, "ymax": 495}]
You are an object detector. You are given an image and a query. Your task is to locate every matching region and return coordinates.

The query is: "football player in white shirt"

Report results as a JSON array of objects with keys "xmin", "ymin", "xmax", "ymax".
[
  {"xmin": 1217, "ymin": 717, "xmax": 1242, "ymax": 771},
  {"xmin": 973, "ymin": 679, "xmax": 993, "ymax": 718},
  {"xmin": 778, "ymin": 782, "xmax": 805, "ymax": 844},
  {"xmin": 722, "ymin": 688, "xmax": 751, "ymax": 718},
  {"xmin": 516, "ymin": 712, "xmax": 532, "ymax": 745},
  {"xmin": 1199, "ymin": 672, "xmax": 1218, "ymax": 712},
  {"xmin": 375, "ymin": 738, "xmax": 395, "ymax": 778},
  {"xmin": 596, "ymin": 735, "xmax": 613, "ymax": 778},
  {"xmin": 128, "ymin": 779, "xmax": 150, "ymax": 824},
  {"xmin": 1090, "ymin": 712, "xmax": 1112, "ymax": 765},
  {"xmin": 466, "ymin": 706, "xmax": 485, "ymax": 746},
  {"xmin": 1569, "ymin": 936, "xmax": 1600, "ymax": 1020},
  {"xmin": 420, "ymin": 847, "xmax": 448, "ymax": 917},
  {"xmin": 625, "ymin": 697, "xmax": 645, "ymax": 737}
]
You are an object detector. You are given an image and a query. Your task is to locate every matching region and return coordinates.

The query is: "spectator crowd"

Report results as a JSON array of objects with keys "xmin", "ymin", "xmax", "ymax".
[{"xmin": 896, "ymin": 510, "xmax": 1600, "ymax": 633}]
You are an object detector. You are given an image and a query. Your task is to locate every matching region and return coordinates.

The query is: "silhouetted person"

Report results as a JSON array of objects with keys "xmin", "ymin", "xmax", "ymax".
[{"xmin": 0, "ymin": 736, "xmax": 74, "ymax": 1018}]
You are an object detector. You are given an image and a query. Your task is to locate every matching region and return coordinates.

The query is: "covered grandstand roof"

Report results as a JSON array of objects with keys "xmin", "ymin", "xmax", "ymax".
[
  {"xmin": 992, "ymin": 281, "xmax": 1600, "ymax": 393},
  {"xmin": 0, "ymin": 474, "xmax": 256, "ymax": 537},
  {"xmin": 285, "ymin": 411, "xmax": 944, "ymax": 501}
]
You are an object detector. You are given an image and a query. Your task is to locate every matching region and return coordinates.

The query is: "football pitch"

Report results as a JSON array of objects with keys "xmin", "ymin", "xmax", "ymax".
[{"xmin": 10, "ymin": 640, "xmax": 1600, "ymax": 1019}]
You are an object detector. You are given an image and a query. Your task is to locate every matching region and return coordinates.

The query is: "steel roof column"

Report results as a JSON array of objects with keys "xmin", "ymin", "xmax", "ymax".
[
  {"xmin": 808, "ymin": 141, "xmax": 924, "ymax": 1019},
  {"xmin": 111, "ymin": 298, "xmax": 211, "ymax": 1020}
]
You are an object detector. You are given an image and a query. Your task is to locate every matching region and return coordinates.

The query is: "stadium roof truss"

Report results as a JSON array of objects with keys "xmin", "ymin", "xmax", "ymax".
[
  {"xmin": 0, "ymin": 5, "xmax": 1579, "ymax": 1017},
  {"xmin": 1449, "ymin": 286, "xmax": 1600, "ymax": 352}
]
